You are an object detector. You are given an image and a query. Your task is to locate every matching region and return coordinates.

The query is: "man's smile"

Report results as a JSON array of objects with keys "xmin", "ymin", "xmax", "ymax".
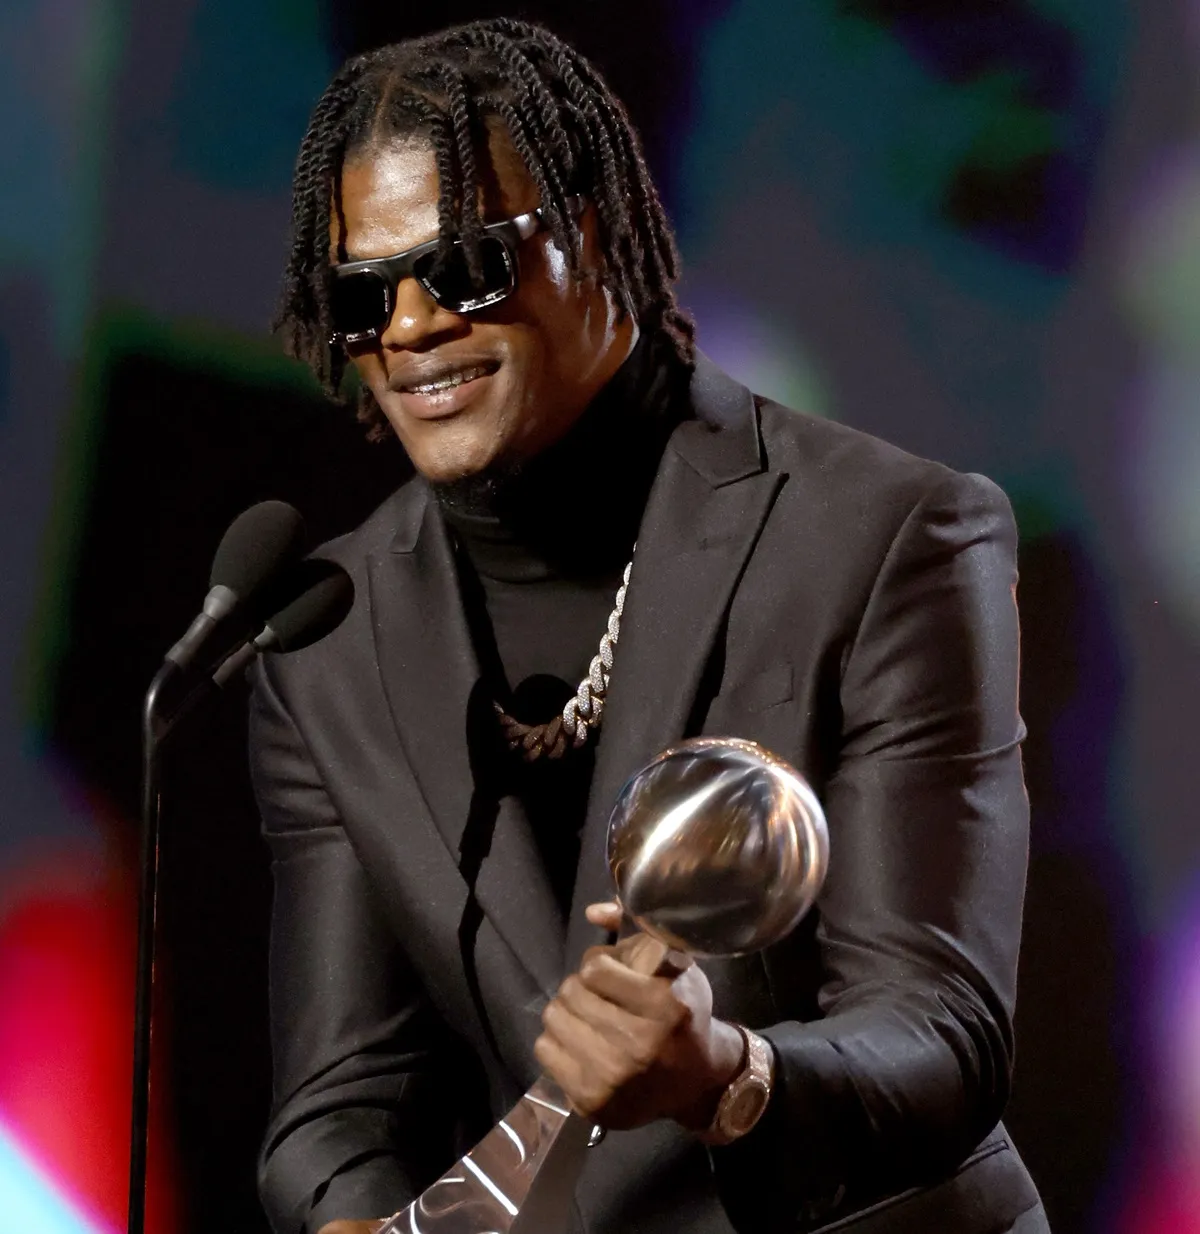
[{"xmin": 386, "ymin": 356, "xmax": 503, "ymax": 419}]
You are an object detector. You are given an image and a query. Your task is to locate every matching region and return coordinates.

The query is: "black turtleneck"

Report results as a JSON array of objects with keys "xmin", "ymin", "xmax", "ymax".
[{"xmin": 435, "ymin": 332, "xmax": 687, "ymax": 917}]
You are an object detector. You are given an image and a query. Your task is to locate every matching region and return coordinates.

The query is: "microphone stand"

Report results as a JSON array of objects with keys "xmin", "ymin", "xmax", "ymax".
[
  {"xmin": 126, "ymin": 636, "xmax": 282, "ymax": 1234},
  {"xmin": 128, "ymin": 663, "xmax": 175, "ymax": 1234},
  {"xmin": 128, "ymin": 651, "xmax": 248, "ymax": 1234},
  {"xmin": 125, "ymin": 561, "xmax": 351, "ymax": 1234}
]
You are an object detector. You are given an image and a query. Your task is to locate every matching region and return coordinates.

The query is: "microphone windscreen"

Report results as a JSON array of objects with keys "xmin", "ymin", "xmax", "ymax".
[
  {"xmin": 209, "ymin": 501, "xmax": 306, "ymax": 598},
  {"xmin": 266, "ymin": 560, "xmax": 354, "ymax": 653}
]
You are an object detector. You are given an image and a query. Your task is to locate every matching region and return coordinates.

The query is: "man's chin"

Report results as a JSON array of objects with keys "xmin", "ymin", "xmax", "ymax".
[
  {"xmin": 383, "ymin": 409, "xmax": 506, "ymax": 484},
  {"xmin": 405, "ymin": 435, "xmax": 510, "ymax": 486}
]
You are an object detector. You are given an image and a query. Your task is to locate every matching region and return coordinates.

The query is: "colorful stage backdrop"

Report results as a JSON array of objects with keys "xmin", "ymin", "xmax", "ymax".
[{"xmin": 2, "ymin": 2, "xmax": 1198, "ymax": 1231}]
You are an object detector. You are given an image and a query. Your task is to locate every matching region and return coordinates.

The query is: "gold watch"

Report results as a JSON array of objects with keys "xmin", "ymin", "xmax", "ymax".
[{"xmin": 700, "ymin": 1025, "xmax": 775, "ymax": 1146}]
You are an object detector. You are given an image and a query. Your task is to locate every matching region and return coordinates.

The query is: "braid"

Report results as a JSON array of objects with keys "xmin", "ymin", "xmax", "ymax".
[
  {"xmin": 533, "ymin": 32, "xmax": 693, "ymax": 350},
  {"xmin": 440, "ymin": 70, "xmax": 484, "ymax": 282},
  {"xmin": 491, "ymin": 22, "xmax": 695, "ymax": 350},
  {"xmin": 478, "ymin": 31, "xmax": 576, "ymax": 175},
  {"xmin": 277, "ymin": 61, "xmax": 364, "ymax": 381},
  {"xmin": 426, "ymin": 106, "xmax": 461, "ymax": 262},
  {"xmin": 488, "ymin": 93, "xmax": 575, "ymax": 267},
  {"xmin": 276, "ymin": 21, "xmax": 695, "ymax": 436},
  {"xmin": 477, "ymin": 35, "xmax": 576, "ymax": 257}
]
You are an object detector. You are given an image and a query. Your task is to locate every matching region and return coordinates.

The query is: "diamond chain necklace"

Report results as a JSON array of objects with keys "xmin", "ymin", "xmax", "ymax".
[{"xmin": 493, "ymin": 555, "xmax": 634, "ymax": 762}]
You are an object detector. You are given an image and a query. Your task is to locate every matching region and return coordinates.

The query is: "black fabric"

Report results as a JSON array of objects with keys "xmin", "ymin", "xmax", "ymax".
[
  {"xmin": 249, "ymin": 353, "xmax": 1047, "ymax": 1234},
  {"xmin": 435, "ymin": 332, "xmax": 685, "ymax": 916}
]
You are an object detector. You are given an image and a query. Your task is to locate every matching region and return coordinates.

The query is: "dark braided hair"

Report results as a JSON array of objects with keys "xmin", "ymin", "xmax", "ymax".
[{"xmin": 276, "ymin": 19, "xmax": 695, "ymax": 437}]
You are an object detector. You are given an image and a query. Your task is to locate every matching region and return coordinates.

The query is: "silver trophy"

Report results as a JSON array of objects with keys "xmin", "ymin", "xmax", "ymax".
[{"xmin": 378, "ymin": 737, "xmax": 829, "ymax": 1234}]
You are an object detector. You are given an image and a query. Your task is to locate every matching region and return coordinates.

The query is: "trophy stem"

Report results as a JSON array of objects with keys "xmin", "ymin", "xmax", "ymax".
[{"xmin": 377, "ymin": 1075, "xmax": 594, "ymax": 1234}]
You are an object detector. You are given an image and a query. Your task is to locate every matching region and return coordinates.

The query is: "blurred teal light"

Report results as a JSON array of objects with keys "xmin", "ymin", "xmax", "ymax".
[{"xmin": 0, "ymin": 1119, "xmax": 111, "ymax": 1234}]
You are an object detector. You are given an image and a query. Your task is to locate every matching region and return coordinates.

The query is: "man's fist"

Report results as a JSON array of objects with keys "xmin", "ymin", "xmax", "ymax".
[
  {"xmin": 533, "ymin": 902, "xmax": 744, "ymax": 1132},
  {"xmin": 317, "ymin": 1221, "xmax": 388, "ymax": 1234}
]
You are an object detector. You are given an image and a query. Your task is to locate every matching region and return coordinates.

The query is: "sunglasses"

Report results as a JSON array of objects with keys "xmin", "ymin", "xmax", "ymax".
[{"xmin": 329, "ymin": 198, "xmax": 581, "ymax": 345}]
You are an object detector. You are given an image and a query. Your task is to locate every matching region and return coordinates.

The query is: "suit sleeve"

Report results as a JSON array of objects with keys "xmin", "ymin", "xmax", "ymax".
[
  {"xmin": 712, "ymin": 470, "xmax": 1028, "ymax": 1228},
  {"xmin": 250, "ymin": 660, "xmax": 458, "ymax": 1234}
]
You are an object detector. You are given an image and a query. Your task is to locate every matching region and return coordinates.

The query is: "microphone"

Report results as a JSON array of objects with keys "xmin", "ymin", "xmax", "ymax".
[
  {"xmin": 163, "ymin": 500, "xmax": 306, "ymax": 669},
  {"xmin": 212, "ymin": 559, "xmax": 355, "ymax": 687},
  {"xmin": 130, "ymin": 499, "xmax": 308, "ymax": 1234}
]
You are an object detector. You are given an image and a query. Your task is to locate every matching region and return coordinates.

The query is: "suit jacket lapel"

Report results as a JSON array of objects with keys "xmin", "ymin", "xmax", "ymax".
[
  {"xmin": 367, "ymin": 488, "xmax": 564, "ymax": 997},
  {"xmin": 565, "ymin": 355, "xmax": 785, "ymax": 968}
]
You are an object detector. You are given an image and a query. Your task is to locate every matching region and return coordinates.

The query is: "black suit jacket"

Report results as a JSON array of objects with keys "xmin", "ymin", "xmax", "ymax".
[{"xmin": 250, "ymin": 356, "xmax": 1046, "ymax": 1234}]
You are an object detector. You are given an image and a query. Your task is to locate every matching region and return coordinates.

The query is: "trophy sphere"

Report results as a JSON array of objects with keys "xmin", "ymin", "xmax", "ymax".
[{"xmin": 606, "ymin": 737, "xmax": 828, "ymax": 956}]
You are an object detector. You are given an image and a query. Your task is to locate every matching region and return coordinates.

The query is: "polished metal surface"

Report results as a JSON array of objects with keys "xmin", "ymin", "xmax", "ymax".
[
  {"xmin": 381, "ymin": 738, "xmax": 828, "ymax": 1234},
  {"xmin": 376, "ymin": 1074, "xmax": 592, "ymax": 1234},
  {"xmin": 607, "ymin": 737, "xmax": 829, "ymax": 956}
]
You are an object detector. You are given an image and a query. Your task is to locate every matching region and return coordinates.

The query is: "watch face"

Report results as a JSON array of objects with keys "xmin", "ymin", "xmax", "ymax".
[{"xmin": 725, "ymin": 1081, "xmax": 769, "ymax": 1134}]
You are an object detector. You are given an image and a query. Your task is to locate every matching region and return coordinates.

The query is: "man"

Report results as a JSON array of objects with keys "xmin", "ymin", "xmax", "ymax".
[{"xmin": 252, "ymin": 19, "xmax": 1048, "ymax": 1234}]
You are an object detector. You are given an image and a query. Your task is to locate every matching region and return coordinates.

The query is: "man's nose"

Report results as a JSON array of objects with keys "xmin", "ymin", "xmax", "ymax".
[{"xmin": 378, "ymin": 276, "xmax": 465, "ymax": 350}]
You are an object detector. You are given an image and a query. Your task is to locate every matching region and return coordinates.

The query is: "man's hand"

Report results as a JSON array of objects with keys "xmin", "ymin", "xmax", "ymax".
[{"xmin": 533, "ymin": 902, "xmax": 745, "ymax": 1132}]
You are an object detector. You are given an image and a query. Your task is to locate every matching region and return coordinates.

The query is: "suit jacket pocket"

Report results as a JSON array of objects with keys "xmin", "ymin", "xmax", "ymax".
[
  {"xmin": 711, "ymin": 662, "xmax": 795, "ymax": 716},
  {"xmin": 703, "ymin": 662, "xmax": 801, "ymax": 761}
]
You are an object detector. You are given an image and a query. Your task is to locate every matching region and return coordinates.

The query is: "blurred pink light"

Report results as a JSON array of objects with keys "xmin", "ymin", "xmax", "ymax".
[{"xmin": 0, "ymin": 837, "xmax": 177, "ymax": 1234}]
